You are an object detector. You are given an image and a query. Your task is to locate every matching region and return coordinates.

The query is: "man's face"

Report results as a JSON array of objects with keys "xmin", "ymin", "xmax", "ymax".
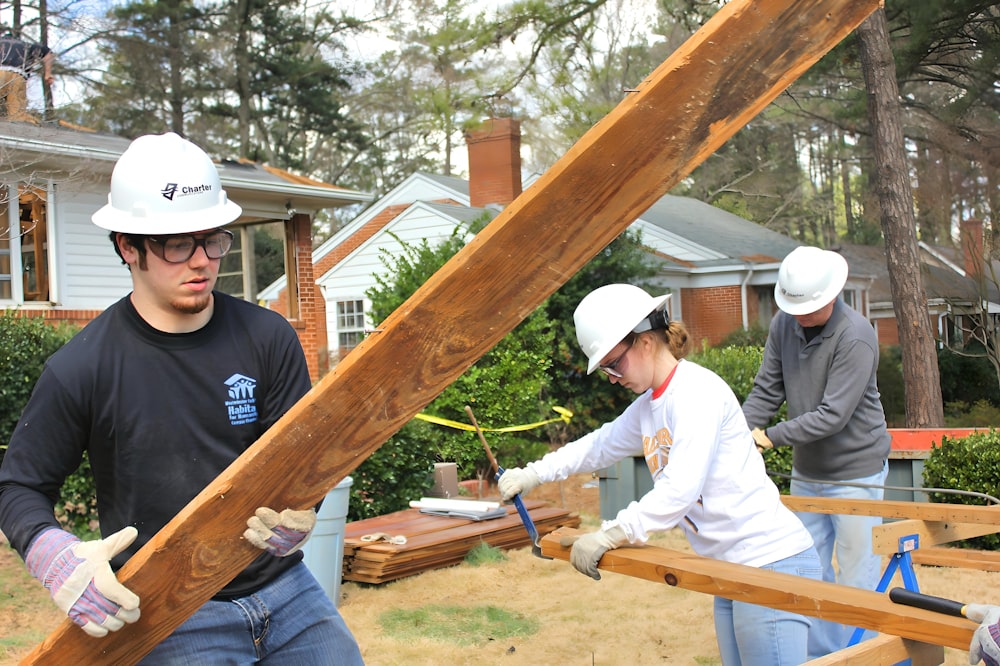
[
  {"xmin": 120, "ymin": 230, "xmax": 223, "ymax": 317},
  {"xmin": 793, "ymin": 300, "xmax": 836, "ymax": 328}
]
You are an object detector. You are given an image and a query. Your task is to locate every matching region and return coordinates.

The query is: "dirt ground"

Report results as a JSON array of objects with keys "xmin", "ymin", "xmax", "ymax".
[{"xmin": 2, "ymin": 474, "xmax": 996, "ymax": 664}]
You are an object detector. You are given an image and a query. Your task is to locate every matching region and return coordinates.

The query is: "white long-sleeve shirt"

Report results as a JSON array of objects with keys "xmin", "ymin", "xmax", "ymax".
[{"xmin": 529, "ymin": 359, "xmax": 813, "ymax": 568}]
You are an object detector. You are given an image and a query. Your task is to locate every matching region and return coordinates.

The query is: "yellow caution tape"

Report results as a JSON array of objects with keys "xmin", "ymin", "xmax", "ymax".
[{"xmin": 414, "ymin": 406, "xmax": 573, "ymax": 433}]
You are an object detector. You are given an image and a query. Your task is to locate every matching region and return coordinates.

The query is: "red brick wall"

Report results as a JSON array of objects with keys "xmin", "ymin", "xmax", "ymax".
[
  {"xmin": 11, "ymin": 308, "xmax": 102, "ymax": 329},
  {"xmin": 680, "ymin": 286, "xmax": 745, "ymax": 347},
  {"xmin": 287, "ymin": 213, "xmax": 328, "ymax": 381}
]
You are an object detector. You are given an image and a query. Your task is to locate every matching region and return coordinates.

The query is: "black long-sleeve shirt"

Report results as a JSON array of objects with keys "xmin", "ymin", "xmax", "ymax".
[{"xmin": 0, "ymin": 292, "xmax": 312, "ymax": 598}]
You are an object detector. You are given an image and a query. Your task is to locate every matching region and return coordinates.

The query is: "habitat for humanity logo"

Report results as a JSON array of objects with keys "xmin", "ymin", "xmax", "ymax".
[{"xmin": 225, "ymin": 373, "xmax": 258, "ymax": 426}]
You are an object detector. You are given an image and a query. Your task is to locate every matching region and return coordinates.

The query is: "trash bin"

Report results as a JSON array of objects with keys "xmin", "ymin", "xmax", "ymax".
[{"xmin": 302, "ymin": 476, "xmax": 352, "ymax": 607}]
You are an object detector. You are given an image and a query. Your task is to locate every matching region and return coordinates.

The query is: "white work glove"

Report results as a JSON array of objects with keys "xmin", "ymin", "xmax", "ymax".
[
  {"xmin": 751, "ymin": 427, "xmax": 773, "ymax": 452},
  {"xmin": 244, "ymin": 507, "xmax": 317, "ymax": 557},
  {"xmin": 25, "ymin": 526, "xmax": 141, "ymax": 637},
  {"xmin": 497, "ymin": 467, "xmax": 541, "ymax": 501},
  {"xmin": 560, "ymin": 524, "xmax": 629, "ymax": 581},
  {"xmin": 966, "ymin": 604, "xmax": 1000, "ymax": 666}
]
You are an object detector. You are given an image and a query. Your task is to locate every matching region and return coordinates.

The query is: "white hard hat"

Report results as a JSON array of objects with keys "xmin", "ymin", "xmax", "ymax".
[
  {"xmin": 774, "ymin": 246, "xmax": 848, "ymax": 315},
  {"xmin": 574, "ymin": 284, "xmax": 670, "ymax": 374},
  {"xmin": 92, "ymin": 133, "xmax": 242, "ymax": 234}
]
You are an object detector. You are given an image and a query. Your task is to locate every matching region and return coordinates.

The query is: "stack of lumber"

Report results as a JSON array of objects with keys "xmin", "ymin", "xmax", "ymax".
[{"xmin": 343, "ymin": 498, "xmax": 580, "ymax": 584}]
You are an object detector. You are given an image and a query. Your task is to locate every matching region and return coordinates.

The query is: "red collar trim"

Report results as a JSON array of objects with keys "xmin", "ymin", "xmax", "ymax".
[{"xmin": 651, "ymin": 362, "xmax": 679, "ymax": 399}]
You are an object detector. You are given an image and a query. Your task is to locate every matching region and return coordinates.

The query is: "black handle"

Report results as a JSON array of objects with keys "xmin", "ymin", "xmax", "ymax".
[{"xmin": 889, "ymin": 587, "xmax": 967, "ymax": 618}]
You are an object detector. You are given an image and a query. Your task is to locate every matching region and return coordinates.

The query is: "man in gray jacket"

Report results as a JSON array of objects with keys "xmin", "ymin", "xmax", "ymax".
[{"xmin": 742, "ymin": 245, "xmax": 891, "ymax": 660}]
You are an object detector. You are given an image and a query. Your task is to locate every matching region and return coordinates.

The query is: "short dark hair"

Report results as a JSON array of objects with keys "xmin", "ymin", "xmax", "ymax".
[{"xmin": 109, "ymin": 231, "xmax": 149, "ymax": 267}]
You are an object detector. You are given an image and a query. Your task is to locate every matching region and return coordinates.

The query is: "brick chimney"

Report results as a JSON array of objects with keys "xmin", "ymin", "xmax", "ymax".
[
  {"xmin": 961, "ymin": 218, "xmax": 984, "ymax": 278},
  {"xmin": 465, "ymin": 117, "xmax": 523, "ymax": 208}
]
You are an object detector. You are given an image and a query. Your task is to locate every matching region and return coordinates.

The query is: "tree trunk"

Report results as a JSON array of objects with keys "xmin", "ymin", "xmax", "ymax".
[{"xmin": 856, "ymin": 9, "xmax": 944, "ymax": 427}]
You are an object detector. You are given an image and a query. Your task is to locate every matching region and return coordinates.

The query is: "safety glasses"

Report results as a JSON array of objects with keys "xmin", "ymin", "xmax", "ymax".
[
  {"xmin": 146, "ymin": 229, "xmax": 234, "ymax": 264},
  {"xmin": 599, "ymin": 336, "xmax": 634, "ymax": 378}
]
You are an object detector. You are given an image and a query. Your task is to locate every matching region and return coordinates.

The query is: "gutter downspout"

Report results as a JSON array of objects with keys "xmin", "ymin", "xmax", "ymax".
[{"xmin": 741, "ymin": 266, "xmax": 754, "ymax": 329}]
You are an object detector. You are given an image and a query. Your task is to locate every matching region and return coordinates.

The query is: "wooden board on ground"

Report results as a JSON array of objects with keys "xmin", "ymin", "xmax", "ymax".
[
  {"xmin": 22, "ymin": 0, "xmax": 882, "ymax": 662},
  {"xmin": 540, "ymin": 528, "xmax": 975, "ymax": 650},
  {"xmin": 342, "ymin": 499, "xmax": 579, "ymax": 584}
]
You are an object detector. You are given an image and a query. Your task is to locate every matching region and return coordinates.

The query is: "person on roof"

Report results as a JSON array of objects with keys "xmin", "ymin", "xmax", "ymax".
[{"xmin": 0, "ymin": 28, "xmax": 54, "ymax": 123}]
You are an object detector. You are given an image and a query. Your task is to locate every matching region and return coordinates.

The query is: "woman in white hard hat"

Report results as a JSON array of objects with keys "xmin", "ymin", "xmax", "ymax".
[
  {"xmin": 499, "ymin": 283, "xmax": 821, "ymax": 666},
  {"xmin": 0, "ymin": 133, "xmax": 363, "ymax": 664}
]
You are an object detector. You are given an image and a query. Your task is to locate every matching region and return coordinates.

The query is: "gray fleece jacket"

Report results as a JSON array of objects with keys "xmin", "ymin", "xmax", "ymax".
[{"xmin": 742, "ymin": 300, "xmax": 890, "ymax": 480}]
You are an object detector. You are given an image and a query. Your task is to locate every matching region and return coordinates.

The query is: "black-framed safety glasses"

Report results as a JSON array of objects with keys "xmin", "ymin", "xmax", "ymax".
[{"xmin": 146, "ymin": 229, "xmax": 234, "ymax": 264}]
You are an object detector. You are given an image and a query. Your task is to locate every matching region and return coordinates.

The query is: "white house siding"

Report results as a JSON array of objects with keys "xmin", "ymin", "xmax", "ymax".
[
  {"xmin": 319, "ymin": 203, "xmax": 472, "ymax": 355},
  {"xmin": 53, "ymin": 185, "xmax": 133, "ymax": 309}
]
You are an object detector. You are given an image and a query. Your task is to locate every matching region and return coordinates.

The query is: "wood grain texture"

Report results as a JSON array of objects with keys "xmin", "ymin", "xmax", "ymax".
[
  {"xmin": 541, "ymin": 527, "xmax": 975, "ymax": 650},
  {"xmin": 801, "ymin": 634, "xmax": 944, "ymax": 666},
  {"xmin": 22, "ymin": 0, "xmax": 882, "ymax": 661},
  {"xmin": 782, "ymin": 496, "xmax": 1000, "ymax": 524}
]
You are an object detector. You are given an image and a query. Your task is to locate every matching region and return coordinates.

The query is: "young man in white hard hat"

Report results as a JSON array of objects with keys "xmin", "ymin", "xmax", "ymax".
[
  {"xmin": 0, "ymin": 133, "xmax": 363, "ymax": 664},
  {"xmin": 499, "ymin": 283, "xmax": 821, "ymax": 666},
  {"xmin": 741, "ymin": 245, "xmax": 891, "ymax": 659}
]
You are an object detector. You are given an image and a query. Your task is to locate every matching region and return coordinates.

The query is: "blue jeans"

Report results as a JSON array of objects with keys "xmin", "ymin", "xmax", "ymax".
[
  {"xmin": 791, "ymin": 461, "xmax": 888, "ymax": 660},
  {"xmin": 714, "ymin": 547, "xmax": 822, "ymax": 666},
  {"xmin": 140, "ymin": 561, "xmax": 363, "ymax": 665}
]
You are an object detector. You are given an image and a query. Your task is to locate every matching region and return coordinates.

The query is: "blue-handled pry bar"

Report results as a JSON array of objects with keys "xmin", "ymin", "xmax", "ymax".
[{"xmin": 465, "ymin": 405, "xmax": 551, "ymax": 559}]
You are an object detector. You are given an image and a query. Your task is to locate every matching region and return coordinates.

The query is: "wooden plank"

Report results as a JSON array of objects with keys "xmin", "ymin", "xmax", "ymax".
[
  {"xmin": 802, "ymin": 634, "xmax": 944, "ymax": 666},
  {"xmin": 22, "ymin": 0, "xmax": 882, "ymax": 662},
  {"xmin": 540, "ymin": 528, "xmax": 975, "ymax": 650},
  {"xmin": 782, "ymin": 496, "xmax": 1000, "ymax": 524},
  {"xmin": 910, "ymin": 547, "xmax": 1000, "ymax": 572},
  {"xmin": 873, "ymin": 518, "xmax": 999, "ymax": 555}
]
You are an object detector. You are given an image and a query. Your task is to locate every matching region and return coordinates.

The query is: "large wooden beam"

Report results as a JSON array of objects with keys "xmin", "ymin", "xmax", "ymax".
[
  {"xmin": 22, "ymin": 0, "xmax": 882, "ymax": 662},
  {"xmin": 540, "ymin": 528, "xmax": 974, "ymax": 650}
]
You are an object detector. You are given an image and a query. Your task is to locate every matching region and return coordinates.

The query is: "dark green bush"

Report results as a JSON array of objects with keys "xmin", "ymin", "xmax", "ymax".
[
  {"xmin": 0, "ymin": 312, "xmax": 78, "ymax": 462},
  {"xmin": 938, "ymin": 343, "xmax": 999, "ymax": 408},
  {"xmin": 922, "ymin": 430, "xmax": 1000, "ymax": 550},
  {"xmin": 876, "ymin": 344, "xmax": 906, "ymax": 426},
  {"xmin": 0, "ymin": 312, "xmax": 95, "ymax": 536}
]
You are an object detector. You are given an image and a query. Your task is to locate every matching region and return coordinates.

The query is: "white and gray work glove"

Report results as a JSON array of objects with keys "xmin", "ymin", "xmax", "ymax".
[
  {"xmin": 560, "ymin": 524, "xmax": 629, "ymax": 581},
  {"xmin": 966, "ymin": 604, "xmax": 1000, "ymax": 666},
  {"xmin": 25, "ymin": 526, "xmax": 141, "ymax": 637},
  {"xmin": 244, "ymin": 507, "xmax": 316, "ymax": 557},
  {"xmin": 497, "ymin": 467, "xmax": 542, "ymax": 501}
]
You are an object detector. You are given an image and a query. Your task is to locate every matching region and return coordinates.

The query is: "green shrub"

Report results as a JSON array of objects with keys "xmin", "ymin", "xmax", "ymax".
[
  {"xmin": 922, "ymin": 430, "xmax": 1000, "ymax": 550},
  {"xmin": 0, "ymin": 312, "xmax": 96, "ymax": 537},
  {"xmin": 690, "ymin": 343, "xmax": 792, "ymax": 492},
  {"xmin": 938, "ymin": 343, "xmax": 999, "ymax": 408},
  {"xmin": 876, "ymin": 345, "xmax": 906, "ymax": 426},
  {"xmin": 0, "ymin": 312, "xmax": 77, "ymax": 462}
]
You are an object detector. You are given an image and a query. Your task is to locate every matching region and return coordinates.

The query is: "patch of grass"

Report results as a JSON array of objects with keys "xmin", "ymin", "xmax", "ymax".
[
  {"xmin": 463, "ymin": 541, "xmax": 507, "ymax": 566},
  {"xmin": 379, "ymin": 604, "xmax": 539, "ymax": 646},
  {"xmin": 693, "ymin": 657, "xmax": 722, "ymax": 665}
]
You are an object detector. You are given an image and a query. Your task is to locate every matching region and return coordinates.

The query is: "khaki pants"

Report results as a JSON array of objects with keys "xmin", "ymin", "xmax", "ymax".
[{"xmin": 0, "ymin": 70, "xmax": 37, "ymax": 123}]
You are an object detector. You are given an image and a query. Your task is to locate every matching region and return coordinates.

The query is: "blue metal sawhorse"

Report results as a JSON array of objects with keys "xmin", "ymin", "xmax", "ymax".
[{"xmin": 846, "ymin": 533, "xmax": 922, "ymax": 664}]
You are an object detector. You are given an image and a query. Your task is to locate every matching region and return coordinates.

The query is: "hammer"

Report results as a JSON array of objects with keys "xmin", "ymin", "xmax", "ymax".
[{"xmin": 465, "ymin": 405, "xmax": 550, "ymax": 559}]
